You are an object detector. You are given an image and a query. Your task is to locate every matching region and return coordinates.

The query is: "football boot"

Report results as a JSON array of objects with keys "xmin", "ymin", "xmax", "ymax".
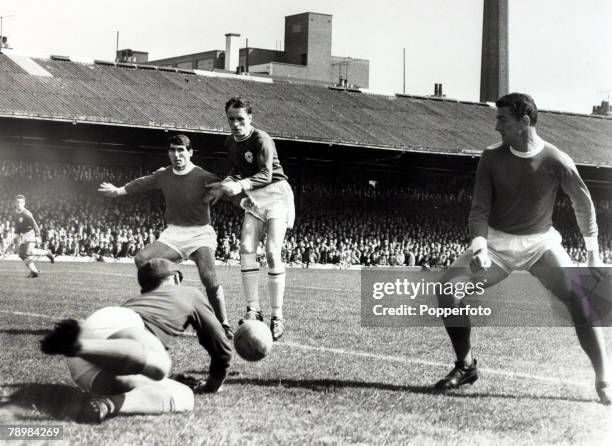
[
  {"xmin": 270, "ymin": 316, "xmax": 285, "ymax": 341},
  {"xmin": 434, "ymin": 359, "xmax": 478, "ymax": 391},
  {"xmin": 238, "ymin": 306, "xmax": 263, "ymax": 325},
  {"xmin": 40, "ymin": 319, "xmax": 81, "ymax": 356},
  {"xmin": 596, "ymin": 381, "xmax": 611, "ymax": 405}
]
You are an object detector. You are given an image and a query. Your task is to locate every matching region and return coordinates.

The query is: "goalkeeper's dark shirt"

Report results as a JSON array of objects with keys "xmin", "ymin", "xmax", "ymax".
[{"xmin": 122, "ymin": 285, "xmax": 232, "ymax": 379}]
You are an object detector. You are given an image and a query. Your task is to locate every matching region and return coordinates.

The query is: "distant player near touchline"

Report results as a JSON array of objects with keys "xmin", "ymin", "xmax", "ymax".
[
  {"xmin": 98, "ymin": 134, "xmax": 233, "ymax": 340},
  {"xmin": 433, "ymin": 92, "xmax": 611, "ymax": 405},
  {"xmin": 40, "ymin": 258, "xmax": 232, "ymax": 423},
  {"xmin": 208, "ymin": 97, "xmax": 295, "ymax": 341},
  {"xmin": 12, "ymin": 194, "xmax": 54, "ymax": 278}
]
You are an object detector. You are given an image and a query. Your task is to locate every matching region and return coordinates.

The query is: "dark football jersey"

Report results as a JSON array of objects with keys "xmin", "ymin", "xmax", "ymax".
[
  {"xmin": 124, "ymin": 165, "xmax": 219, "ymax": 226},
  {"xmin": 123, "ymin": 285, "xmax": 232, "ymax": 378},
  {"xmin": 224, "ymin": 128, "xmax": 287, "ymax": 188},
  {"xmin": 13, "ymin": 209, "xmax": 40, "ymax": 236},
  {"xmin": 470, "ymin": 141, "xmax": 597, "ymax": 239}
]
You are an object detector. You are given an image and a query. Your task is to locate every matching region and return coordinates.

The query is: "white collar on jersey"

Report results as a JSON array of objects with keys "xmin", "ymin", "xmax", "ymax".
[
  {"xmin": 510, "ymin": 137, "xmax": 545, "ymax": 158},
  {"xmin": 172, "ymin": 162, "xmax": 195, "ymax": 175},
  {"xmin": 233, "ymin": 128, "xmax": 254, "ymax": 142}
]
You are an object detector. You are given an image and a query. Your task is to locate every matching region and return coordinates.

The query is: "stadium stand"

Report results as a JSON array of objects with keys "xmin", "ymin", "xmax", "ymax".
[
  {"xmin": 1, "ymin": 160, "xmax": 610, "ymax": 266},
  {"xmin": 1, "ymin": 52, "xmax": 610, "ymax": 266},
  {"xmin": 1, "ymin": 53, "xmax": 612, "ymax": 167}
]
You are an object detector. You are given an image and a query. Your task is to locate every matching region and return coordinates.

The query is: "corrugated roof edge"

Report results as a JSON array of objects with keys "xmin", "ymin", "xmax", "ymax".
[
  {"xmin": 0, "ymin": 110, "xmax": 609, "ymax": 167},
  {"xmin": 15, "ymin": 53, "xmax": 612, "ymax": 120}
]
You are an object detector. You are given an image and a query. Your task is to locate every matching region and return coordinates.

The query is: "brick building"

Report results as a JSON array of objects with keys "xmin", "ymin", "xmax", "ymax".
[{"xmin": 139, "ymin": 12, "xmax": 369, "ymax": 88}]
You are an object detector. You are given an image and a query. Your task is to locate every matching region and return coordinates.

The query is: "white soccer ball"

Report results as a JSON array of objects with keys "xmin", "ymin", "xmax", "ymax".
[{"xmin": 234, "ymin": 320, "xmax": 273, "ymax": 361}]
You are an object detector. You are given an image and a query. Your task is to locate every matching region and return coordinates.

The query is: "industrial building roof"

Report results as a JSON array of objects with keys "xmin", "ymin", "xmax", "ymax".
[{"xmin": 1, "ymin": 52, "xmax": 611, "ymax": 167}]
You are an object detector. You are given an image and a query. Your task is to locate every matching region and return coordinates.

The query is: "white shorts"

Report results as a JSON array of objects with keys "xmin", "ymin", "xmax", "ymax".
[
  {"xmin": 16, "ymin": 230, "xmax": 36, "ymax": 245},
  {"xmin": 67, "ymin": 307, "xmax": 146, "ymax": 391},
  {"xmin": 242, "ymin": 180, "xmax": 295, "ymax": 229},
  {"xmin": 487, "ymin": 227, "xmax": 572, "ymax": 273},
  {"xmin": 16, "ymin": 230, "xmax": 36, "ymax": 255},
  {"xmin": 158, "ymin": 224, "xmax": 218, "ymax": 260}
]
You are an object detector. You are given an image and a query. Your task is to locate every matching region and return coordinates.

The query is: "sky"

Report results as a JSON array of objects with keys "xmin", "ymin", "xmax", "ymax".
[{"xmin": 1, "ymin": 0, "xmax": 611, "ymax": 114}]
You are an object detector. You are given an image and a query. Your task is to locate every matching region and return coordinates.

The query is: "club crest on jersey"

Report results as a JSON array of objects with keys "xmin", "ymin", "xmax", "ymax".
[{"xmin": 244, "ymin": 151, "xmax": 254, "ymax": 163}]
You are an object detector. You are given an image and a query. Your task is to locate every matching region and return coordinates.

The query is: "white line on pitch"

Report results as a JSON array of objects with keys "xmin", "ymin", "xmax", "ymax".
[
  {"xmin": 278, "ymin": 341, "xmax": 592, "ymax": 389},
  {"xmin": 0, "ymin": 269, "xmax": 353, "ymax": 292},
  {"xmin": 0, "ymin": 310, "xmax": 57, "ymax": 320},
  {"xmin": 0, "ymin": 309, "xmax": 593, "ymax": 390}
]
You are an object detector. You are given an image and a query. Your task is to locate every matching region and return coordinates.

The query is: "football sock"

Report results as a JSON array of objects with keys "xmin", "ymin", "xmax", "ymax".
[
  {"xmin": 573, "ymin": 325, "xmax": 609, "ymax": 384},
  {"xmin": 241, "ymin": 253, "xmax": 260, "ymax": 310},
  {"xmin": 206, "ymin": 284, "xmax": 229, "ymax": 325},
  {"xmin": 78, "ymin": 339, "xmax": 169, "ymax": 379},
  {"xmin": 268, "ymin": 266, "xmax": 285, "ymax": 319},
  {"xmin": 24, "ymin": 257, "xmax": 39, "ymax": 273},
  {"xmin": 444, "ymin": 326, "xmax": 473, "ymax": 367}
]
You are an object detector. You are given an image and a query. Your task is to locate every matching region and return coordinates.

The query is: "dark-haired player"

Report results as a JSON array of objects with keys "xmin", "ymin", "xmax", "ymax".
[
  {"xmin": 41, "ymin": 258, "xmax": 232, "ymax": 422},
  {"xmin": 12, "ymin": 194, "xmax": 54, "ymax": 278},
  {"xmin": 98, "ymin": 134, "xmax": 233, "ymax": 339},
  {"xmin": 209, "ymin": 97, "xmax": 295, "ymax": 341},
  {"xmin": 433, "ymin": 93, "xmax": 611, "ymax": 405}
]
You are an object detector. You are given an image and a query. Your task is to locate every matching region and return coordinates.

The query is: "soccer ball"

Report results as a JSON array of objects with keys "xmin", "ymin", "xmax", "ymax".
[{"xmin": 234, "ymin": 320, "xmax": 273, "ymax": 361}]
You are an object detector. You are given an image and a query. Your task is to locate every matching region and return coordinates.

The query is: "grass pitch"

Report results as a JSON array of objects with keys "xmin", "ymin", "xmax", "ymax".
[{"xmin": 0, "ymin": 261, "xmax": 611, "ymax": 445}]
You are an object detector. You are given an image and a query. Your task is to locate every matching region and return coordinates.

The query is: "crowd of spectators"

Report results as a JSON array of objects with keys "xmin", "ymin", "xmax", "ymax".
[{"xmin": 1, "ymin": 159, "xmax": 611, "ymax": 267}]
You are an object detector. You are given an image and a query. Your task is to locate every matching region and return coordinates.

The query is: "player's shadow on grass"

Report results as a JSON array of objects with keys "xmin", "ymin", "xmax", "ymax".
[
  {"xmin": 161, "ymin": 371, "xmax": 597, "ymax": 404},
  {"xmin": 225, "ymin": 377, "xmax": 434, "ymax": 394},
  {"xmin": 0, "ymin": 328, "xmax": 51, "ymax": 336},
  {"xmin": 183, "ymin": 369, "xmax": 241, "ymax": 377},
  {"xmin": 224, "ymin": 377, "xmax": 595, "ymax": 403},
  {"xmin": 0, "ymin": 383, "xmax": 88, "ymax": 421},
  {"xmin": 436, "ymin": 390, "xmax": 593, "ymax": 403}
]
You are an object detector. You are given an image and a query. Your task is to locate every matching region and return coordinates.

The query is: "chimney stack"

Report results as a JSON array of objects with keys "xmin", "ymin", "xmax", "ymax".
[
  {"xmin": 480, "ymin": 0, "xmax": 509, "ymax": 102},
  {"xmin": 224, "ymin": 33, "xmax": 241, "ymax": 72}
]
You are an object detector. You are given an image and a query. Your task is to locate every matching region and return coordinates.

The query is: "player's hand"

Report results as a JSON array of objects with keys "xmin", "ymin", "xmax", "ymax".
[
  {"xmin": 97, "ymin": 182, "xmax": 120, "ymax": 197},
  {"xmin": 209, "ymin": 181, "xmax": 243, "ymax": 197},
  {"xmin": 204, "ymin": 187, "xmax": 224, "ymax": 206},
  {"xmin": 194, "ymin": 375, "xmax": 224, "ymax": 393},
  {"xmin": 35, "ymin": 236, "xmax": 42, "ymax": 246},
  {"xmin": 469, "ymin": 248, "xmax": 491, "ymax": 273},
  {"xmin": 240, "ymin": 196, "xmax": 256, "ymax": 211}
]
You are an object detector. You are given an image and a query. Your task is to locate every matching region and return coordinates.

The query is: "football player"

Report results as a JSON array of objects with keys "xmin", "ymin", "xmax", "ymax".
[
  {"xmin": 12, "ymin": 194, "xmax": 54, "ymax": 278},
  {"xmin": 209, "ymin": 97, "xmax": 295, "ymax": 341},
  {"xmin": 433, "ymin": 93, "xmax": 611, "ymax": 405},
  {"xmin": 40, "ymin": 258, "xmax": 232, "ymax": 422},
  {"xmin": 98, "ymin": 134, "xmax": 233, "ymax": 340}
]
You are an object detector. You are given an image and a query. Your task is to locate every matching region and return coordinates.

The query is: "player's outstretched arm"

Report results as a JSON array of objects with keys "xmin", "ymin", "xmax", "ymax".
[
  {"xmin": 209, "ymin": 180, "xmax": 244, "ymax": 197},
  {"xmin": 98, "ymin": 182, "xmax": 127, "ymax": 197},
  {"xmin": 30, "ymin": 216, "xmax": 42, "ymax": 245},
  {"xmin": 206, "ymin": 180, "xmax": 249, "ymax": 207}
]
